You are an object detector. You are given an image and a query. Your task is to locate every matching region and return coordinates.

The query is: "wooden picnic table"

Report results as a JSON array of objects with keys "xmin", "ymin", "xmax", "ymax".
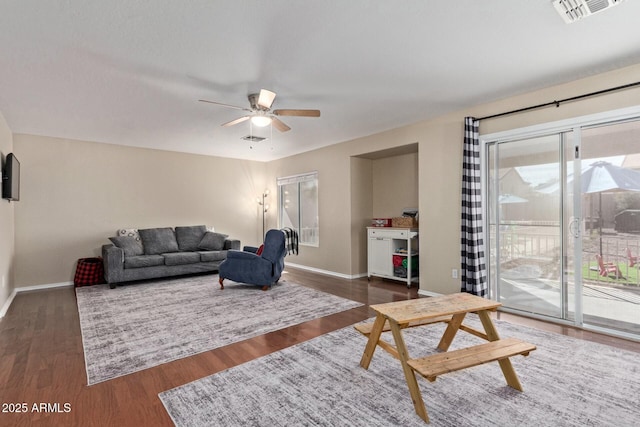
[{"xmin": 356, "ymin": 293, "xmax": 536, "ymax": 423}]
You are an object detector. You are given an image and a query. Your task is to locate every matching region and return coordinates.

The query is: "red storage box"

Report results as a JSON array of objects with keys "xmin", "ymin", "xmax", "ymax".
[{"xmin": 371, "ymin": 218, "xmax": 392, "ymax": 227}]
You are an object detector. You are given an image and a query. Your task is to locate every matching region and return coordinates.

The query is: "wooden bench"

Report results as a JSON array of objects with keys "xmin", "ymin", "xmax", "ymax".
[{"xmin": 407, "ymin": 337, "xmax": 536, "ymax": 384}]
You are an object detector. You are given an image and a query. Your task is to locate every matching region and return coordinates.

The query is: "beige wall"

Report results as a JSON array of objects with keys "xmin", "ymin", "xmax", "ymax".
[
  {"xmin": 350, "ymin": 157, "xmax": 373, "ymax": 275},
  {"xmin": 0, "ymin": 112, "xmax": 15, "ymax": 313},
  {"xmin": 372, "ymin": 152, "xmax": 419, "ymax": 218},
  {"xmin": 13, "ymin": 135, "xmax": 267, "ymax": 287},
  {"xmin": 266, "ymin": 144, "xmax": 355, "ymax": 274}
]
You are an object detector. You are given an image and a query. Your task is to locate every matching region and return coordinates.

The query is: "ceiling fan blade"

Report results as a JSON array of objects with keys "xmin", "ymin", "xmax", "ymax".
[
  {"xmin": 271, "ymin": 117, "xmax": 291, "ymax": 132},
  {"xmin": 199, "ymin": 99, "xmax": 252, "ymax": 112},
  {"xmin": 257, "ymin": 89, "xmax": 276, "ymax": 109},
  {"xmin": 221, "ymin": 116, "xmax": 250, "ymax": 127},
  {"xmin": 273, "ymin": 109, "xmax": 320, "ymax": 117}
]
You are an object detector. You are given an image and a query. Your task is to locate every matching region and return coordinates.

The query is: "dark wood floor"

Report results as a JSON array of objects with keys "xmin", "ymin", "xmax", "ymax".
[{"xmin": 1, "ymin": 268, "xmax": 638, "ymax": 427}]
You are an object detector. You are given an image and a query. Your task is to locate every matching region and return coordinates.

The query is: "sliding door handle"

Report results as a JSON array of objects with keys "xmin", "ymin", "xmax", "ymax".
[{"xmin": 569, "ymin": 218, "xmax": 580, "ymax": 238}]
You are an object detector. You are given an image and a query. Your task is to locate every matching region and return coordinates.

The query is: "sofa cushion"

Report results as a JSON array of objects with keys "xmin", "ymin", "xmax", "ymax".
[
  {"xmin": 198, "ymin": 250, "xmax": 228, "ymax": 262},
  {"xmin": 198, "ymin": 231, "xmax": 228, "ymax": 251},
  {"xmin": 163, "ymin": 252, "xmax": 201, "ymax": 266},
  {"xmin": 175, "ymin": 225, "xmax": 207, "ymax": 251},
  {"xmin": 109, "ymin": 236, "xmax": 144, "ymax": 257},
  {"xmin": 139, "ymin": 228, "xmax": 179, "ymax": 255},
  {"xmin": 124, "ymin": 255, "xmax": 165, "ymax": 269}
]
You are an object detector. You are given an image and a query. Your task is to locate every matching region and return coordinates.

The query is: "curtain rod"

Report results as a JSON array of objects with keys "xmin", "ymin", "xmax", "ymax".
[{"xmin": 476, "ymin": 80, "xmax": 640, "ymax": 121}]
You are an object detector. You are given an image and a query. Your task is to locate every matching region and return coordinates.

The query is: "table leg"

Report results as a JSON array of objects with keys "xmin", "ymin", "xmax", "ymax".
[
  {"xmin": 359, "ymin": 313, "xmax": 386, "ymax": 370},
  {"xmin": 476, "ymin": 310, "xmax": 500, "ymax": 341},
  {"xmin": 477, "ymin": 310, "xmax": 524, "ymax": 391},
  {"xmin": 437, "ymin": 312, "xmax": 466, "ymax": 351},
  {"xmin": 388, "ymin": 319, "xmax": 430, "ymax": 423}
]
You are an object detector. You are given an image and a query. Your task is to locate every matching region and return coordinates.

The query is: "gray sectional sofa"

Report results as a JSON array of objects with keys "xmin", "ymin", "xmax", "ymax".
[{"xmin": 102, "ymin": 225, "xmax": 240, "ymax": 288}]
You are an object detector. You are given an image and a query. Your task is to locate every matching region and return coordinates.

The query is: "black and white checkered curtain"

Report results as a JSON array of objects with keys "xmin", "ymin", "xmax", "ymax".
[{"xmin": 461, "ymin": 117, "xmax": 487, "ymax": 296}]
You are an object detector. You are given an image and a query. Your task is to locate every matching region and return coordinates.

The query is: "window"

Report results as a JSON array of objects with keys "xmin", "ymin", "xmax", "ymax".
[{"xmin": 278, "ymin": 172, "xmax": 319, "ymax": 246}]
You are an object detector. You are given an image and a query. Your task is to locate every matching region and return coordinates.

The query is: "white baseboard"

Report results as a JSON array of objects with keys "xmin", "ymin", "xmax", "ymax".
[
  {"xmin": 285, "ymin": 263, "xmax": 367, "ymax": 280},
  {"xmin": 0, "ymin": 281, "xmax": 73, "ymax": 318},
  {"xmin": 0, "ymin": 290, "xmax": 17, "ymax": 318},
  {"xmin": 16, "ymin": 281, "xmax": 73, "ymax": 292},
  {"xmin": 418, "ymin": 289, "xmax": 443, "ymax": 297}
]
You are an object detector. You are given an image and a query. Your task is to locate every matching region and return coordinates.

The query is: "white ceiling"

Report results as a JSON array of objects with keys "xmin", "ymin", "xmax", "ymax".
[{"xmin": 1, "ymin": 1, "xmax": 640, "ymax": 162}]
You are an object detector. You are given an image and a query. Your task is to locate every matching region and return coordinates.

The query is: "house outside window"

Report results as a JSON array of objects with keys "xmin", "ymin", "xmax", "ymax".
[{"xmin": 277, "ymin": 172, "xmax": 319, "ymax": 246}]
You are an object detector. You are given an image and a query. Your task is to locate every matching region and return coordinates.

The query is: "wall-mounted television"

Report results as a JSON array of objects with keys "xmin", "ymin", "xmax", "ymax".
[{"xmin": 2, "ymin": 153, "xmax": 20, "ymax": 201}]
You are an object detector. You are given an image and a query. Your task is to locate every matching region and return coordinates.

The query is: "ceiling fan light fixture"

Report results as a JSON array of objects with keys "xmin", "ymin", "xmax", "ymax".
[
  {"xmin": 200, "ymin": 88, "xmax": 319, "ymax": 133},
  {"xmin": 251, "ymin": 115, "xmax": 272, "ymax": 127}
]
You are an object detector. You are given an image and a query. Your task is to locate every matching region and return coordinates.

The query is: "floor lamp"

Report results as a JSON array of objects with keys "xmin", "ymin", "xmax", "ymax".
[{"xmin": 257, "ymin": 190, "xmax": 269, "ymax": 239}]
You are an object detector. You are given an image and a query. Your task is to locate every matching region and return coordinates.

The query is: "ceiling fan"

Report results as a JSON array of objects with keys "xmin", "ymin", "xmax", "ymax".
[{"xmin": 199, "ymin": 89, "xmax": 320, "ymax": 132}]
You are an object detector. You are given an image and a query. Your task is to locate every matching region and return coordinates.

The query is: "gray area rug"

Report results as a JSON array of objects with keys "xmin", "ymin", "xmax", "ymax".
[
  {"xmin": 160, "ymin": 315, "xmax": 640, "ymax": 427},
  {"xmin": 76, "ymin": 275, "xmax": 363, "ymax": 385}
]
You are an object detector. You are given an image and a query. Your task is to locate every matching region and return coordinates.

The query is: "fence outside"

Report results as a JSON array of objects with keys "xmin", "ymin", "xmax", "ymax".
[{"xmin": 495, "ymin": 223, "xmax": 640, "ymax": 286}]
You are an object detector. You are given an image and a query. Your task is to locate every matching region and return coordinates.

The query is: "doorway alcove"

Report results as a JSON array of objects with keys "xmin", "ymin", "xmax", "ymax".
[{"xmin": 350, "ymin": 143, "xmax": 419, "ymax": 276}]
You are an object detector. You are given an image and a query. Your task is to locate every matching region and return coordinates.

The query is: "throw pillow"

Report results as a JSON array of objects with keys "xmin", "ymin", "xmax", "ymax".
[
  {"xmin": 198, "ymin": 231, "xmax": 228, "ymax": 251},
  {"xmin": 109, "ymin": 236, "xmax": 144, "ymax": 257},
  {"xmin": 256, "ymin": 244, "xmax": 264, "ymax": 255},
  {"xmin": 175, "ymin": 225, "xmax": 207, "ymax": 251},
  {"xmin": 117, "ymin": 228, "xmax": 140, "ymax": 241},
  {"xmin": 139, "ymin": 228, "xmax": 180, "ymax": 255}
]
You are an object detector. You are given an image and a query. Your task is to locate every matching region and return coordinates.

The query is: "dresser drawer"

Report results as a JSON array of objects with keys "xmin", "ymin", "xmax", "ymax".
[{"xmin": 368, "ymin": 228, "xmax": 408, "ymax": 239}]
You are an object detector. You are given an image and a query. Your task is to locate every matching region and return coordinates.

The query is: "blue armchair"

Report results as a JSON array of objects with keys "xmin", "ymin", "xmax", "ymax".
[{"xmin": 218, "ymin": 229, "xmax": 286, "ymax": 290}]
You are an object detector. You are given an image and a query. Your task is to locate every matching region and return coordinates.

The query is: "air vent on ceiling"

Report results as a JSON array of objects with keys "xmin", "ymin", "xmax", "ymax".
[
  {"xmin": 553, "ymin": 0, "xmax": 626, "ymax": 23},
  {"xmin": 241, "ymin": 135, "xmax": 267, "ymax": 142}
]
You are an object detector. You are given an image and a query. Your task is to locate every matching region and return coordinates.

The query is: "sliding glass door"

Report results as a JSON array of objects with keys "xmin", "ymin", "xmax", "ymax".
[
  {"xmin": 484, "ymin": 110, "xmax": 640, "ymax": 340},
  {"xmin": 578, "ymin": 121, "xmax": 640, "ymax": 336},
  {"xmin": 487, "ymin": 134, "xmax": 566, "ymax": 319}
]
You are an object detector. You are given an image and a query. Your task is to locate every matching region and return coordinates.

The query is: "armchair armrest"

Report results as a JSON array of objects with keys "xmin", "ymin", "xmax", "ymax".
[{"xmin": 226, "ymin": 249, "xmax": 261, "ymax": 261}]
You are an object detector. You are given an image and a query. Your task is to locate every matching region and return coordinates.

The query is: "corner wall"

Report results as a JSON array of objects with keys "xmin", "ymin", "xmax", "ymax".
[
  {"xmin": 350, "ymin": 157, "xmax": 373, "ymax": 276},
  {"xmin": 0, "ymin": 112, "xmax": 15, "ymax": 316},
  {"xmin": 13, "ymin": 135, "xmax": 267, "ymax": 287}
]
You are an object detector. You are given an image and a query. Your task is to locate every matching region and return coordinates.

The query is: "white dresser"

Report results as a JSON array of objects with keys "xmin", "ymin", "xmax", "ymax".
[{"xmin": 367, "ymin": 227, "xmax": 419, "ymax": 287}]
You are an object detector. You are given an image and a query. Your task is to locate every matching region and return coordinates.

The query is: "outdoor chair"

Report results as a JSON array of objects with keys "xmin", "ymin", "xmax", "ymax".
[
  {"xmin": 218, "ymin": 229, "xmax": 286, "ymax": 291},
  {"xmin": 625, "ymin": 248, "xmax": 637, "ymax": 268},
  {"xmin": 595, "ymin": 254, "xmax": 624, "ymax": 279}
]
